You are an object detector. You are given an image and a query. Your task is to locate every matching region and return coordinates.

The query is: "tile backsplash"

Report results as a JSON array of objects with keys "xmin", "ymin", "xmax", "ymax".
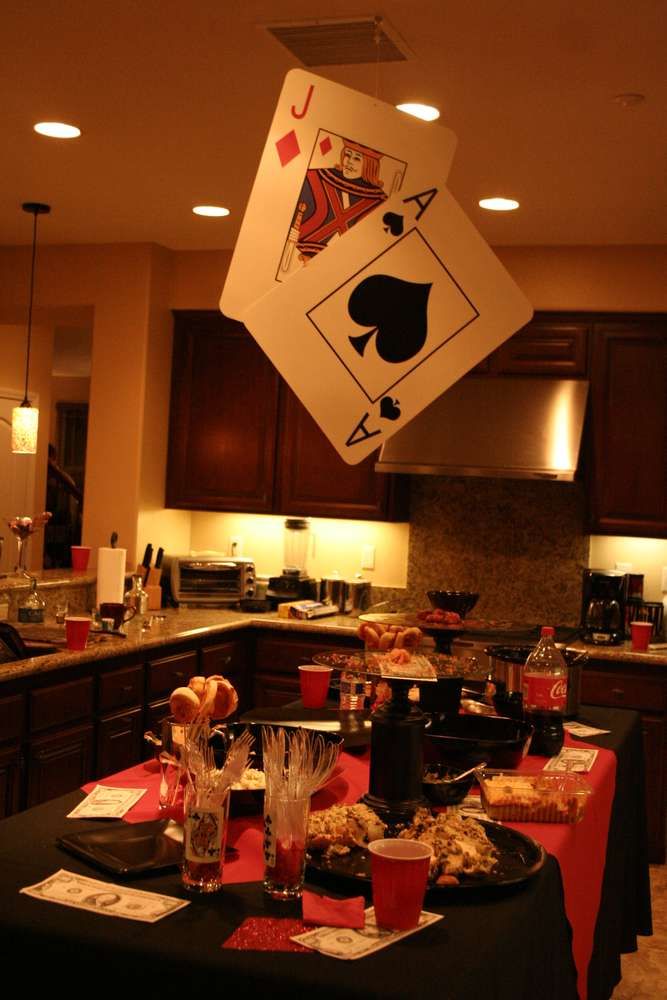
[{"xmin": 405, "ymin": 476, "xmax": 589, "ymax": 625}]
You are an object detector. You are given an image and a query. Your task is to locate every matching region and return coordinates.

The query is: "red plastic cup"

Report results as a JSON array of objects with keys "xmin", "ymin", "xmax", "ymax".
[
  {"xmin": 70, "ymin": 546, "xmax": 91, "ymax": 571},
  {"xmin": 298, "ymin": 665, "xmax": 332, "ymax": 708},
  {"xmin": 65, "ymin": 616, "xmax": 91, "ymax": 651},
  {"xmin": 369, "ymin": 838, "xmax": 432, "ymax": 930},
  {"xmin": 630, "ymin": 621, "xmax": 653, "ymax": 652}
]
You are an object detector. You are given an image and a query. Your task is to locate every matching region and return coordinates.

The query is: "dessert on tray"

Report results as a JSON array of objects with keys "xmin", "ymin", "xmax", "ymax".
[
  {"xmin": 476, "ymin": 770, "xmax": 592, "ymax": 824},
  {"xmin": 307, "ymin": 804, "xmax": 387, "ymax": 856}
]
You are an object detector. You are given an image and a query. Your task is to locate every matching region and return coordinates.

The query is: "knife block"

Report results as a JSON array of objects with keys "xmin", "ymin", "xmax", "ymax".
[{"xmin": 145, "ymin": 585, "xmax": 162, "ymax": 611}]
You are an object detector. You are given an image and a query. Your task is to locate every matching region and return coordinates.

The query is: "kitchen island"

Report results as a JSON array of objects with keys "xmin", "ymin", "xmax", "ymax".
[{"xmin": 1, "ymin": 605, "xmax": 666, "ymax": 859}]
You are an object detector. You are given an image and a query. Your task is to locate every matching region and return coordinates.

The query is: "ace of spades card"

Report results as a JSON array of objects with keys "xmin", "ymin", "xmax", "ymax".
[
  {"xmin": 242, "ymin": 184, "xmax": 533, "ymax": 464},
  {"xmin": 220, "ymin": 68, "xmax": 457, "ymax": 322}
]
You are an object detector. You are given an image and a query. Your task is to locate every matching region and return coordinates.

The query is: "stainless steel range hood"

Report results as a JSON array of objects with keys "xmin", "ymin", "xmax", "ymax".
[{"xmin": 375, "ymin": 377, "xmax": 589, "ymax": 481}]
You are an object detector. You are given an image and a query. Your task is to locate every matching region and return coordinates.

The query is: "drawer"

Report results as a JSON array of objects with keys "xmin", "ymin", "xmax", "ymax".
[
  {"xmin": 30, "ymin": 677, "xmax": 94, "ymax": 733},
  {"xmin": 99, "ymin": 665, "xmax": 144, "ymax": 714},
  {"xmin": 201, "ymin": 639, "xmax": 245, "ymax": 677},
  {"xmin": 581, "ymin": 671, "xmax": 666, "ymax": 713},
  {"xmin": 0, "ymin": 693, "xmax": 25, "ymax": 743},
  {"xmin": 148, "ymin": 651, "xmax": 197, "ymax": 698},
  {"xmin": 255, "ymin": 635, "xmax": 361, "ymax": 675}
]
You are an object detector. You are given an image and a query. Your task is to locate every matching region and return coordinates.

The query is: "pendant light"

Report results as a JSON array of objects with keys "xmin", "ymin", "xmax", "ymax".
[{"xmin": 11, "ymin": 202, "xmax": 50, "ymax": 454}]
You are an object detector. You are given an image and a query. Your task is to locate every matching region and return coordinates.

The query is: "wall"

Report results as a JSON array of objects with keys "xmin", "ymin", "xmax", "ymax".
[
  {"xmin": 189, "ymin": 512, "xmax": 409, "ymax": 587},
  {"xmin": 0, "ymin": 322, "xmax": 53, "ymax": 569},
  {"xmin": 136, "ymin": 245, "xmax": 191, "ymax": 561}
]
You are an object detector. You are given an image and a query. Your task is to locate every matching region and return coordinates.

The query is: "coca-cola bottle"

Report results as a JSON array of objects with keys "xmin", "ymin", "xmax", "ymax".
[{"xmin": 522, "ymin": 626, "xmax": 567, "ymax": 757}]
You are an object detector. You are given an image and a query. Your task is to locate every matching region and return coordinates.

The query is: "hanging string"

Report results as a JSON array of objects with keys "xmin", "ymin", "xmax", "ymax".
[{"xmin": 23, "ymin": 210, "xmax": 39, "ymax": 405}]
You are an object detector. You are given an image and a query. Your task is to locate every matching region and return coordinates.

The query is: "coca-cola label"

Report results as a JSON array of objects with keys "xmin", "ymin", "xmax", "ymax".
[{"xmin": 523, "ymin": 673, "xmax": 567, "ymax": 711}]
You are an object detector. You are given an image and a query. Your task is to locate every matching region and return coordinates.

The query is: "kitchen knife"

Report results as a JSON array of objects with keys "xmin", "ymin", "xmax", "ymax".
[
  {"xmin": 141, "ymin": 544, "xmax": 153, "ymax": 570},
  {"xmin": 147, "ymin": 547, "xmax": 164, "ymax": 588}
]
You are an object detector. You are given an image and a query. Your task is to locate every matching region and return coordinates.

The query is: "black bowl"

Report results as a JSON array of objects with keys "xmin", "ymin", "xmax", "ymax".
[
  {"xmin": 427, "ymin": 590, "xmax": 479, "ymax": 617},
  {"xmin": 211, "ymin": 722, "xmax": 344, "ymax": 816},
  {"xmin": 422, "ymin": 762, "xmax": 475, "ymax": 805},
  {"xmin": 424, "ymin": 714, "xmax": 533, "ymax": 770}
]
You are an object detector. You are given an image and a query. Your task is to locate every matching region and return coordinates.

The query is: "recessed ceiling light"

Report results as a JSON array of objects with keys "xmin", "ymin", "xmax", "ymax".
[
  {"xmin": 34, "ymin": 121, "xmax": 81, "ymax": 139},
  {"xmin": 479, "ymin": 197, "xmax": 520, "ymax": 212},
  {"xmin": 396, "ymin": 103, "xmax": 440, "ymax": 122},
  {"xmin": 192, "ymin": 205, "xmax": 230, "ymax": 217}
]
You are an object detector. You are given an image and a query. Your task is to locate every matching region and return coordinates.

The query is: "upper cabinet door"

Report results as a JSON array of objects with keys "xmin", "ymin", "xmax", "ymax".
[
  {"xmin": 589, "ymin": 317, "xmax": 667, "ymax": 537},
  {"xmin": 276, "ymin": 384, "xmax": 409, "ymax": 521},
  {"xmin": 491, "ymin": 316, "xmax": 590, "ymax": 376},
  {"xmin": 166, "ymin": 312, "xmax": 280, "ymax": 512}
]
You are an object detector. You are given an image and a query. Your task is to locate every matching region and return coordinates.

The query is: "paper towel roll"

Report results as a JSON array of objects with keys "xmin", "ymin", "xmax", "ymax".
[{"xmin": 97, "ymin": 547, "xmax": 127, "ymax": 606}]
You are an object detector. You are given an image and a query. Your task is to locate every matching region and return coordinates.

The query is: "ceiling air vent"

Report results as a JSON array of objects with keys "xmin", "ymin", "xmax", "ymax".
[{"xmin": 265, "ymin": 16, "xmax": 410, "ymax": 67}]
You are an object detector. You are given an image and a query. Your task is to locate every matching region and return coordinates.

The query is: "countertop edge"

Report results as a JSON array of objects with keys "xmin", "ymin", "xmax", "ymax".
[{"xmin": 2, "ymin": 613, "xmax": 666, "ymax": 685}]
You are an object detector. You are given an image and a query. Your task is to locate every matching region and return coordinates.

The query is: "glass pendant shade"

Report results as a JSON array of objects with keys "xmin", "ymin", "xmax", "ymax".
[{"xmin": 11, "ymin": 404, "xmax": 39, "ymax": 454}]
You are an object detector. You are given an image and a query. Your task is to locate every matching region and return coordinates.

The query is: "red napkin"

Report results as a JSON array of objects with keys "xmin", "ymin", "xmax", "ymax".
[
  {"xmin": 222, "ymin": 917, "xmax": 312, "ymax": 952},
  {"xmin": 302, "ymin": 890, "xmax": 366, "ymax": 928}
]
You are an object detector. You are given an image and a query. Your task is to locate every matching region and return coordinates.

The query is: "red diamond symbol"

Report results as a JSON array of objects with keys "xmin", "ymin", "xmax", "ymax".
[
  {"xmin": 319, "ymin": 136, "xmax": 332, "ymax": 156},
  {"xmin": 275, "ymin": 130, "xmax": 300, "ymax": 167}
]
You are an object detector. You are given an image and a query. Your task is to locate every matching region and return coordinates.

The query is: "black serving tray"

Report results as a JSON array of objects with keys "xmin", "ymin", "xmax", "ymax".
[
  {"xmin": 57, "ymin": 819, "xmax": 183, "ymax": 876},
  {"xmin": 307, "ymin": 820, "xmax": 544, "ymax": 892}
]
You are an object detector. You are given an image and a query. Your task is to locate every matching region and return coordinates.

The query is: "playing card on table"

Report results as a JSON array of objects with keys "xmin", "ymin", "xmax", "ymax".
[
  {"xmin": 20, "ymin": 869, "xmax": 188, "ymax": 923},
  {"xmin": 291, "ymin": 906, "xmax": 443, "ymax": 959},
  {"xmin": 243, "ymin": 183, "xmax": 533, "ymax": 463},
  {"xmin": 221, "ymin": 68, "xmax": 457, "ymax": 321},
  {"xmin": 67, "ymin": 784, "xmax": 147, "ymax": 819}
]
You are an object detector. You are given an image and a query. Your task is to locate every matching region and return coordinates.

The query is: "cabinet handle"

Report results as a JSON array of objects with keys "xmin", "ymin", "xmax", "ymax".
[
  {"xmin": 121, "ymin": 685, "xmax": 133, "ymax": 694},
  {"xmin": 611, "ymin": 688, "xmax": 625, "ymax": 699},
  {"xmin": 174, "ymin": 672, "xmax": 184, "ymax": 680}
]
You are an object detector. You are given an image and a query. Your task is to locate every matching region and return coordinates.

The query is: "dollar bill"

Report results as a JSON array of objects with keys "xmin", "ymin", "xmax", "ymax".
[
  {"xmin": 292, "ymin": 907, "xmax": 443, "ymax": 959},
  {"xmin": 20, "ymin": 869, "xmax": 189, "ymax": 923},
  {"xmin": 67, "ymin": 785, "xmax": 147, "ymax": 819},
  {"xmin": 543, "ymin": 746, "xmax": 599, "ymax": 773},
  {"xmin": 564, "ymin": 721, "xmax": 610, "ymax": 738}
]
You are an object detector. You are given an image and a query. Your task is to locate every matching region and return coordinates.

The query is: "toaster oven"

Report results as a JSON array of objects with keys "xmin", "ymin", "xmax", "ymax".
[{"xmin": 169, "ymin": 555, "xmax": 255, "ymax": 606}]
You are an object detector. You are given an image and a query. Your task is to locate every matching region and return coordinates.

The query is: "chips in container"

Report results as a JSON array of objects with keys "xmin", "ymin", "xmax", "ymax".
[{"xmin": 476, "ymin": 769, "xmax": 592, "ymax": 824}]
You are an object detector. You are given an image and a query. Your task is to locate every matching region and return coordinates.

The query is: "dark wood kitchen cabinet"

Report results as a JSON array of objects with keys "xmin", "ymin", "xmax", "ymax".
[
  {"xmin": 469, "ymin": 314, "xmax": 590, "ymax": 378},
  {"xmin": 490, "ymin": 316, "xmax": 589, "ymax": 377},
  {"xmin": 166, "ymin": 311, "xmax": 280, "ymax": 513},
  {"xmin": 587, "ymin": 316, "xmax": 667, "ymax": 537},
  {"xmin": 581, "ymin": 657, "xmax": 667, "ymax": 862},
  {"xmin": 253, "ymin": 630, "xmax": 362, "ymax": 708},
  {"xmin": 166, "ymin": 311, "xmax": 409, "ymax": 521}
]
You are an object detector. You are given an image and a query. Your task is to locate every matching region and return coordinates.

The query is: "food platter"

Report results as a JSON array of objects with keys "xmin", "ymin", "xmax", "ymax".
[
  {"xmin": 307, "ymin": 820, "xmax": 545, "ymax": 892},
  {"xmin": 360, "ymin": 612, "xmax": 465, "ymax": 635}
]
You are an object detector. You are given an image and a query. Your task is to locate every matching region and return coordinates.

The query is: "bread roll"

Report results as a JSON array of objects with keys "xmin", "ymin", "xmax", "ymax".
[{"xmin": 170, "ymin": 686, "xmax": 200, "ymax": 723}]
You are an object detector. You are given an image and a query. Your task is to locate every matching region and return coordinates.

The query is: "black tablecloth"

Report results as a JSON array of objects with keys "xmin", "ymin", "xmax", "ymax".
[
  {"xmin": 574, "ymin": 706, "xmax": 653, "ymax": 1000},
  {"xmin": 0, "ymin": 706, "xmax": 651, "ymax": 1000}
]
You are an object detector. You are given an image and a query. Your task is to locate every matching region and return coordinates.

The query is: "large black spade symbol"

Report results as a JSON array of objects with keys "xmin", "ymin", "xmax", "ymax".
[{"xmin": 347, "ymin": 274, "xmax": 432, "ymax": 364}]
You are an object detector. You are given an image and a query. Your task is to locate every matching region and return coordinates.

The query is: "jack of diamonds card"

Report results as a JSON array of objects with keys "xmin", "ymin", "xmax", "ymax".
[
  {"xmin": 242, "ymin": 185, "xmax": 533, "ymax": 464},
  {"xmin": 220, "ymin": 68, "xmax": 457, "ymax": 322}
]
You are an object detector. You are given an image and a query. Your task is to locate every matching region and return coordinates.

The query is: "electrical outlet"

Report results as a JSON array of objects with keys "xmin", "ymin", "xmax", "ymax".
[
  {"xmin": 661, "ymin": 566, "xmax": 667, "ymax": 593},
  {"xmin": 229, "ymin": 536, "xmax": 243, "ymax": 557},
  {"xmin": 615, "ymin": 561, "xmax": 632, "ymax": 572},
  {"xmin": 361, "ymin": 544, "xmax": 375, "ymax": 570}
]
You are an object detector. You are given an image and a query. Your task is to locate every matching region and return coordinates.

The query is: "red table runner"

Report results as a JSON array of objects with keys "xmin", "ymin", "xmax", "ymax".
[{"xmin": 83, "ymin": 732, "xmax": 615, "ymax": 998}]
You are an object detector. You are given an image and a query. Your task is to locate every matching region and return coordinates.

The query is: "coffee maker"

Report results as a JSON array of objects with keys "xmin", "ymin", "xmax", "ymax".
[{"xmin": 581, "ymin": 569, "xmax": 627, "ymax": 645}]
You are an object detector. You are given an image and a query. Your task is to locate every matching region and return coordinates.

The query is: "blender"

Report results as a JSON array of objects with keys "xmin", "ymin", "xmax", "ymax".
[{"xmin": 266, "ymin": 518, "xmax": 318, "ymax": 606}]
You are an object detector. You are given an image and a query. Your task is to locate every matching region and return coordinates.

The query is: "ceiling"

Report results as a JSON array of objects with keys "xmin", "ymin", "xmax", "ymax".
[{"xmin": 2, "ymin": 0, "xmax": 665, "ymax": 251}]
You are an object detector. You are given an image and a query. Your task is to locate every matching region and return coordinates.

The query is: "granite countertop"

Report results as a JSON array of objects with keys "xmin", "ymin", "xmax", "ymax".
[
  {"xmin": 0, "ymin": 607, "xmax": 362, "ymax": 683},
  {"xmin": 0, "ymin": 569, "xmax": 98, "ymax": 591},
  {"xmin": 3, "ymin": 607, "xmax": 666, "ymax": 684}
]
